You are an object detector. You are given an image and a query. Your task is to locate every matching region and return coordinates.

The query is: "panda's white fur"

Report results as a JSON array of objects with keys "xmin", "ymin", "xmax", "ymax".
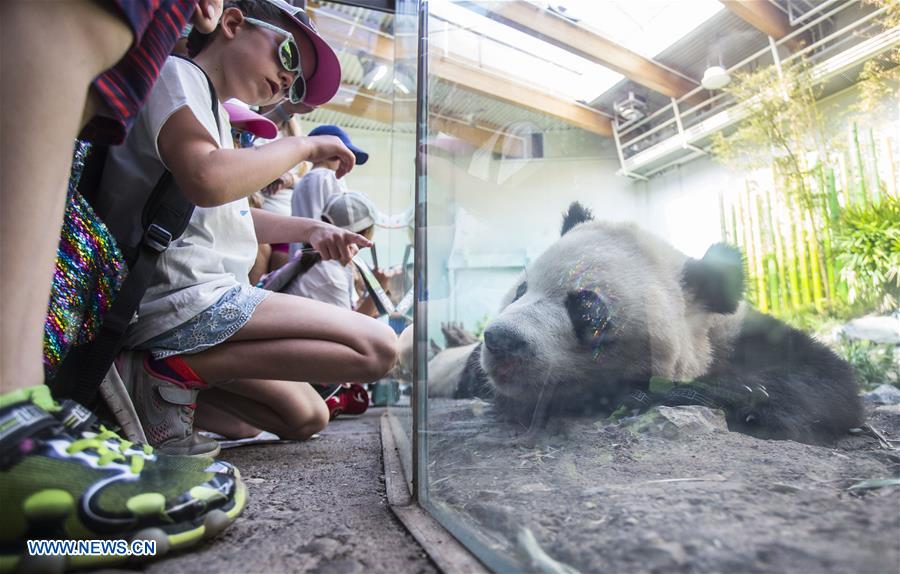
[
  {"xmin": 485, "ymin": 220, "xmax": 732, "ymax": 397},
  {"xmin": 427, "ymin": 342, "xmax": 479, "ymax": 397},
  {"xmin": 439, "ymin": 203, "xmax": 862, "ymax": 444}
]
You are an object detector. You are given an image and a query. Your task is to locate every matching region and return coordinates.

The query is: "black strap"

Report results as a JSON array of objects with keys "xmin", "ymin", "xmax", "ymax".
[
  {"xmin": 68, "ymin": 56, "xmax": 220, "ymax": 407},
  {"xmin": 260, "ymin": 248, "xmax": 322, "ymax": 292},
  {"xmin": 352, "ymin": 254, "xmax": 394, "ymax": 316}
]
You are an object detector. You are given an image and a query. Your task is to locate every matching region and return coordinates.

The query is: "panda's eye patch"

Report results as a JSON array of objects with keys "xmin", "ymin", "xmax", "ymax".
[
  {"xmin": 513, "ymin": 281, "xmax": 527, "ymax": 302},
  {"xmin": 565, "ymin": 289, "xmax": 611, "ymax": 344}
]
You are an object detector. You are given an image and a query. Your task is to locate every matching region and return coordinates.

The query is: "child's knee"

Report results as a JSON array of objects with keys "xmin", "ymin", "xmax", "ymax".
[
  {"xmin": 277, "ymin": 397, "xmax": 329, "ymax": 440},
  {"xmin": 361, "ymin": 324, "xmax": 399, "ymax": 381}
]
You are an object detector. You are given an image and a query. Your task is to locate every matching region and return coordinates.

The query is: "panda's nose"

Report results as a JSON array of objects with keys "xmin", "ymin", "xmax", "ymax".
[{"xmin": 483, "ymin": 326, "xmax": 528, "ymax": 356}]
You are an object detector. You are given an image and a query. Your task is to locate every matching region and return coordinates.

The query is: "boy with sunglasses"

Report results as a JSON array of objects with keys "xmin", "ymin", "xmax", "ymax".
[{"xmin": 97, "ymin": 0, "xmax": 398, "ymax": 456}]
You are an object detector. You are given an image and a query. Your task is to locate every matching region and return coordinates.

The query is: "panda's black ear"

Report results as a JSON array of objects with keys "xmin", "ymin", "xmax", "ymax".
[
  {"xmin": 682, "ymin": 243, "xmax": 744, "ymax": 314},
  {"xmin": 561, "ymin": 202, "xmax": 594, "ymax": 236}
]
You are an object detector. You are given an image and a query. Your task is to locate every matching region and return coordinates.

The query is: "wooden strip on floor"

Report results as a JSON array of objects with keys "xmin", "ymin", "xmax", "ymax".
[{"xmin": 380, "ymin": 413, "xmax": 490, "ymax": 574}]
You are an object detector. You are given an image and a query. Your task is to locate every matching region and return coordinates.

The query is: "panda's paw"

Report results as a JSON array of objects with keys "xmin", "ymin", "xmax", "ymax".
[{"xmin": 742, "ymin": 384, "xmax": 770, "ymax": 409}]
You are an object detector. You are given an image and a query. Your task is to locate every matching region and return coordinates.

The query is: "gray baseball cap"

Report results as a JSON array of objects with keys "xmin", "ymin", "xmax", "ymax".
[{"xmin": 322, "ymin": 192, "xmax": 377, "ymax": 233}]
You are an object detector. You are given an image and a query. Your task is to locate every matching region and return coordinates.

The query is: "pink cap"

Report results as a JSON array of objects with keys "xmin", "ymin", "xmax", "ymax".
[
  {"xmin": 223, "ymin": 100, "xmax": 278, "ymax": 139},
  {"xmin": 265, "ymin": 0, "xmax": 341, "ymax": 106}
]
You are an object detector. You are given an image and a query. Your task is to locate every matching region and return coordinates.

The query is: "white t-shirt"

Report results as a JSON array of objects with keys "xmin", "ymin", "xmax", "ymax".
[
  {"xmin": 289, "ymin": 167, "xmax": 347, "ymax": 256},
  {"xmin": 96, "ymin": 57, "xmax": 257, "ymax": 346},
  {"xmin": 261, "ymin": 188, "xmax": 293, "ymax": 216},
  {"xmin": 284, "ymin": 260, "xmax": 359, "ymax": 309}
]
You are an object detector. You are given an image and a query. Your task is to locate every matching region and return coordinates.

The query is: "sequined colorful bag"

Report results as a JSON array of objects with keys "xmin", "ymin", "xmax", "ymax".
[{"xmin": 43, "ymin": 142, "xmax": 127, "ymax": 379}]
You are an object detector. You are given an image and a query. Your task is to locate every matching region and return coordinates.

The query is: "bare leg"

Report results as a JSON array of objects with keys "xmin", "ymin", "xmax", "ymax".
[
  {"xmin": 249, "ymin": 243, "xmax": 272, "ymax": 286},
  {"xmin": 0, "ymin": 0, "xmax": 132, "ymax": 393},
  {"xmin": 183, "ymin": 292, "xmax": 398, "ymax": 385},
  {"xmin": 194, "ymin": 400, "xmax": 261, "ymax": 439},
  {"xmin": 197, "ymin": 380, "xmax": 329, "ymax": 440}
]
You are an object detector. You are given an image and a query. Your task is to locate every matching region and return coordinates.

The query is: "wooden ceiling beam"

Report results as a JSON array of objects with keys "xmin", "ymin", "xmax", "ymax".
[
  {"xmin": 475, "ymin": 1, "xmax": 698, "ymax": 101},
  {"xmin": 433, "ymin": 56, "xmax": 613, "ymax": 137},
  {"xmin": 720, "ymin": 0, "xmax": 806, "ymax": 51},
  {"xmin": 431, "ymin": 116, "xmax": 527, "ymax": 158}
]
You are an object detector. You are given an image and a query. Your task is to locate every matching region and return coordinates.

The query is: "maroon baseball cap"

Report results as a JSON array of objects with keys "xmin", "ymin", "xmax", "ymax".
[{"xmin": 264, "ymin": 0, "xmax": 341, "ymax": 106}]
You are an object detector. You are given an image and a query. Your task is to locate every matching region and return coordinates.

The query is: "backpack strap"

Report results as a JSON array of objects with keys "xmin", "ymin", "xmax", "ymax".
[
  {"xmin": 352, "ymin": 254, "xmax": 395, "ymax": 316},
  {"xmin": 68, "ymin": 57, "xmax": 221, "ymax": 408}
]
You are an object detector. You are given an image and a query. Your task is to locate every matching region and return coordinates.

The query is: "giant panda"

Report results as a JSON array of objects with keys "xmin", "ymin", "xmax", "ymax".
[{"xmin": 440, "ymin": 202, "xmax": 862, "ymax": 445}]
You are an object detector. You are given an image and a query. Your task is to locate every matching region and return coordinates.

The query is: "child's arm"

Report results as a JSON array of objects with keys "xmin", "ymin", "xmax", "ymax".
[
  {"xmin": 158, "ymin": 107, "xmax": 355, "ymax": 207},
  {"xmin": 250, "ymin": 208, "xmax": 372, "ymax": 266},
  {"xmin": 191, "ymin": 0, "xmax": 223, "ymax": 33}
]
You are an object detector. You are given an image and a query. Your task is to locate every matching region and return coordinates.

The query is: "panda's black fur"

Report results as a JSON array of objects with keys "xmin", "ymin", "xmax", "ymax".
[{"xmin": 452, "ymin": 202, "xmax": 863, "ymax": 445}]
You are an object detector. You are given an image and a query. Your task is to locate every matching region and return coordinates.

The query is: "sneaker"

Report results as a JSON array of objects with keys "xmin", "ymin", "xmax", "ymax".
[
  {"xmin": 314, "ymin": 384, "xmax": 343, "ymax": 402},
  {"xmin": 325, "ymin": 384, "xmax": 370, "ymax": 420},
  {"xmin": 0, "ymin": 385, "xmax": 247, "ymax": 572},
  {"xmin": 117, "ymin": 352, "xmax": 219, "ymax": 458},
  {"xmin": 53, "ymin": 398, "xmax": 158, "ymax": 461}
]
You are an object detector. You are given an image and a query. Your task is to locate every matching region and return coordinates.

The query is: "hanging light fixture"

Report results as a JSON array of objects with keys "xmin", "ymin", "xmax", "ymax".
[
  {"xmin": 701, "ymin": 65, "xmax": 731, "ymax": 90},
  {"xmin": 702, "ymin": 39, "xmax": 731, "ymax": 90}
]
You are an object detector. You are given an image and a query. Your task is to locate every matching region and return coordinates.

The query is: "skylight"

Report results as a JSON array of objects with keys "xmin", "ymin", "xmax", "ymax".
[
  {"xmin": 430, "ymin": 0, "xmax": 623, "ymax": 102},
  {"xmin": 429, "ymin": 0, "xmax": 724, "ymax": 103},
  {"xmin": 548, "ymin": 1, "xmax": 724, "ymax": 59}
]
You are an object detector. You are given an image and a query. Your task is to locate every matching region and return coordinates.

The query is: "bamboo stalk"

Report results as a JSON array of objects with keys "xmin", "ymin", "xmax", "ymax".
[
  {"xmin": 791, "ymin": 193, "xmax": 812, "ymax": 307},
  {"xmin": 853, "ymin": 122, "xmax": 869, "ymax": 205},
  {"xmin": 839, "ymin": 152, "xmax": 853, "ymax": 207},
  {"xmin": 825, "ymin": 166, "xmax": 840, "ymax": 223},
  {"xmin": 778, "ymin": 175, "xmax": 802, "ymax": 312},
  {"xmin": 869, "ymin": 128, "xmax": 882, "ymax": 204},
  {"xmin": 817, "ymin": 164, "xmax": 837, "ymax": 301},
  {"xmin": 749, "ymin": 186, "xmax": 768, "ymax": 313},
  {"xmin": 731, "ymin": 199, "xmax": 740, "ymax": 249},
  {"xmin": 805, "ymin": 206, "xmax": 824, "ymax": 311},
  {"xmin": 766, "ymin": 186, "xmax": 790, "ymax": 312},
  {"xmin": 767, "ymin": 255, "xmax": 780, "ymax": 314},
  {"xmin": 885, "ymin": 135, "xmax": 898, "ymax": 199},
  {"xmin": 739, "ymin": 184, "xmax": 764, "ymax": 310},
  {"xmin": 756, "ymin": 193, "xmax": 779, "ymax": 314},
  {"xmin": 719, "ymin": 192, "xmax": 730, "ymax": 243}
]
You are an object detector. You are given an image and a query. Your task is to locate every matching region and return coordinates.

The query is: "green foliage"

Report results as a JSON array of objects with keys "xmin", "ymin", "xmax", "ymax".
[
  {"xmin": 833, "ymin": 196, "xmax": 900, "ymax": 311},
  {"xmin": 855, "ymin": 53, "xmax": 900, "ymax": 115},
  {"xmin": 473, "ymin": 314, "xmax": 491, "ymax": 340},
  {"xmin": 711, "ymin": 62, "xmax": 826, "ymax": 204},
  {"xmin": 836, "ymin": 338, "xmax": 899, "ymax": 390},
  {"xmin": 712, "ymin": 41, "xmax": 899, "ymax": 328},
  {"xmin": 856, "ymin": 0, "xmax": 900, "ymax": 114}
]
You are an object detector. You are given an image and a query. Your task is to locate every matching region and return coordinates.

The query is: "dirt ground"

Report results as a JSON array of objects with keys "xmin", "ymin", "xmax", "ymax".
[
  {"xmin": 426, "ymin": 399, "xmax": 900, "ymax": 574},
  {"xmin": 139, "ymin": 409, "xmax": 437, "ymax": 574}
]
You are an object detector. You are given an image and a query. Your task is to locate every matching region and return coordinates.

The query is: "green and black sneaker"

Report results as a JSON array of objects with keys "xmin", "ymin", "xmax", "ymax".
[{"xmin": 0, "ymin": 385, "xmax": 247, "ymax": 572}]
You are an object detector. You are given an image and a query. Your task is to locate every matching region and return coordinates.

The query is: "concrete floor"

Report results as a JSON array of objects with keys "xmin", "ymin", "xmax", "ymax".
[{"xmin": 143, "ymin": 408, "xmax": 438, "ymax": 574}]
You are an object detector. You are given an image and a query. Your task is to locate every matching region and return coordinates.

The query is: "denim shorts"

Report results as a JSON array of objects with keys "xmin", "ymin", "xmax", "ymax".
[{"xmin": 136, "ymin": 284, "xmax": 271, "ymax": 359}]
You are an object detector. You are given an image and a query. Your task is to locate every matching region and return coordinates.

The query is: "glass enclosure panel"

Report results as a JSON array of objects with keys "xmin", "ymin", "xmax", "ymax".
[
  {"xmin": 418, "ymin": 1, "xmax": 900, "ymax": 572},
  {"xmin": 387, "ymin": 0, "xmax": 420, "ymax": 492},
  {"xmin": 303, "ymin": 1, "xmax": 417, "ymax": 489}
]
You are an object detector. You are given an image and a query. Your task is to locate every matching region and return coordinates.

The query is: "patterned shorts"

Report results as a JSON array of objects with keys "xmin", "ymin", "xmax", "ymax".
[{"xmin": 136, "ymin": 284, "xmax": 271, "ymax": 359}]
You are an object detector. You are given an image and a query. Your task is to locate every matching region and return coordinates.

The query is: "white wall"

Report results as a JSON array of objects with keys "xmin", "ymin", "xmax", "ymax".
[
  {"xmin": 633, "ymin": 156, "xmax": 736, "ymax": 258},
  {"xmin": 426, "ymin": 132, "xmax": 646, "ymax": 338}
]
